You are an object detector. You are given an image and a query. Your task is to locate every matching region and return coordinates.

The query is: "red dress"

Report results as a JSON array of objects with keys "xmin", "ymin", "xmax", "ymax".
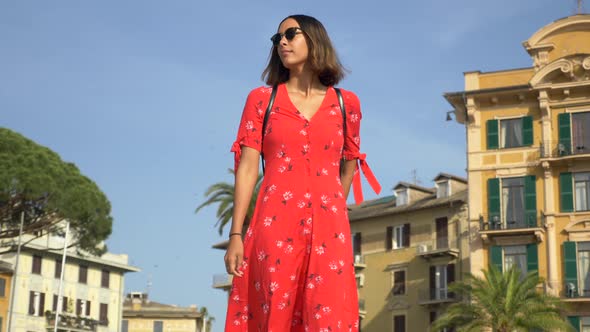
[{"xmin": 227, "ymin": 84, "xmax": 380, "ymax": 332}]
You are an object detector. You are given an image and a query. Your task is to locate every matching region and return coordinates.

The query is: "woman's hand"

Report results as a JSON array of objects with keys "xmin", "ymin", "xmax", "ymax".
[{"xmin": 225, "ymin": 236, "xmax": 244, "ymax": 277}]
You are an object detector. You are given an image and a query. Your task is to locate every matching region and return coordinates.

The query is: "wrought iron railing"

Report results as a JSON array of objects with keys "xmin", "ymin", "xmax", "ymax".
[
  {"xmin": 479, "ymin": 213, "xmax": 539, "ymax": 231},
  {"xmin": 45, "ymin": 311, "xmax": 98, "ymax": 331},
  {"xmin": 418, "ymin": 288, "xmax": 456, "ymax": 302}
]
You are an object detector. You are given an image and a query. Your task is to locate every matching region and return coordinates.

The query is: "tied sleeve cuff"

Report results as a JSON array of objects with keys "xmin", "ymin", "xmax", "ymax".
[
  {"xmin": 231, "ymin": 141, "xmax": 242, "ymax": 172},
  {"xmin": 352, "ymin": 153, "xmax": 382, "ymax": 205}
]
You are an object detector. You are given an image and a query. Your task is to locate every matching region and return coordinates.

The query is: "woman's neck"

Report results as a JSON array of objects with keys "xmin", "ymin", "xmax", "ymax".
[{"xmin": 286, "ymin": 67, "xmax": 325, "ymax": 95}]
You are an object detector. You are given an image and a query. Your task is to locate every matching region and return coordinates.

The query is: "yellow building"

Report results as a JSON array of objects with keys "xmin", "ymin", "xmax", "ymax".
[
  {"xmin": 0, "ymin": 261, "xmax": 13, "ymax": 332},
  {"xmin": 122, "ymin": 292, "xmax": 204, "ymax": 332},
  {"xmin": 445, "ymin": 14, "xmax": 590, "ymax": 331},
  {"xmin": 349, "ymin": 173, "xmax": 468, "ymax": 332},
  {"xmin": 0, "ymin": 229, "xmax": 139, "ymax": 332}
]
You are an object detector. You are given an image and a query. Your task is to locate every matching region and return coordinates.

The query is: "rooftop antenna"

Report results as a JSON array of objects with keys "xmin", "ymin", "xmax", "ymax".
[
  {"xmin": 411, "ymin": 169, "xmax": 422, "ymax": 185},
  {"xmin": 146, "ymin": 273, "xmax": 153, "ymax": 297}
]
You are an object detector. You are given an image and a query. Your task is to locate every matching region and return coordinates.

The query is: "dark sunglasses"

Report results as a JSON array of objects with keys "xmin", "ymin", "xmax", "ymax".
[{"xmin": 270, "ymin": 27, "xmax": 303, "ymax": 46}]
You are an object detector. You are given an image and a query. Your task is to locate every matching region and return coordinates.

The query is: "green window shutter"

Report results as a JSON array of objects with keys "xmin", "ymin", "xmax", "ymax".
[
  {"xmin": 564, "ymin": 241, "xmax": 578, "ymax": 296},
  {"xmin": 567, "ymin": 316, "xmax": 580, "ymax": 332},
  {"xmin": 487, "ymin": 119, "xmax": 499, "ymax": 150},
  {"xmin": 560, "ymin": 172, "xmax": 574, "ymax": 212},
  {"xmin": 490, "ymin": 246, "xmax": 503, "ymax": 273},
  {"xmin": 522, "ymin": 116, "xmax": 533, "ymax": 146},
  {"xmin": 487, "ymin": 178, "xmax": 501, "ymax": 227},
  {"xmin": 526, "ymin": 243, "xmax": 538, "ymax": 275},
  {"xmin": 558, "ymin": 113, "xmax": 571, "ymax": 155},
  {"xmin": 524, "ymin": 175, "xmax": 537, "ymax": 227}
]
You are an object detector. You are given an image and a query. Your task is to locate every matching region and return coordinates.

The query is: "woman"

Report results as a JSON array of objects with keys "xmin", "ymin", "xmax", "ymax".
[{"xmin": 226, "ymin": 14, "xmax": 381, "ymax": 331}]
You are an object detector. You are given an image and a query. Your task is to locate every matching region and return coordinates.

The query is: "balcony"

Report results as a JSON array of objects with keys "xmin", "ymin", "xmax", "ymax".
[
  {"xmin": 354, "ymin": 254, "xmax": 366, "ymax": 270},
  {"xmin": 45, "ymin": 311, "xmax": 98, "ymax": 332},
  {"xmin": 562, "ymin": 283, "xmax": 590, "ymax": 302},
  {"xmin": 416, "ymin": 237, "xmax": 459, "ymax": 260},
  {"xmin": 479, "ymin": 214, "xmax": 544, "ymax": 243},
  {"xmin": 358, "ymin": 298, "xmax": 366, "ymax": 317},
  {"xmin": 540, "ymin": 140, "xmax": 590, "ymax": 163},
  {"xmin": 418, "ymin": 288, "xmax": 457, "ymax": 305},
  {"xmin": 212, "ymin": 273, "xmax": 233, "ymax": 290}
]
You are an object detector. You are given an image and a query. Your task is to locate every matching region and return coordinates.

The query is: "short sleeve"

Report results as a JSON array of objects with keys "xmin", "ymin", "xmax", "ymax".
[
  {"xmin": 342, "ymin": 91, "xmax": 362, "ymax": 160},
  {"xmin": 230, "ymin": 87, "xmax": 269, "ymax": 171}
]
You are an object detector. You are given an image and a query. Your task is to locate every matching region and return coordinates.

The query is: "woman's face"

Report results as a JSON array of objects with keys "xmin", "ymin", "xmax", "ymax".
[{"xmin": 276, "ymin": 18, "xmax": 309, "ymax": 70}]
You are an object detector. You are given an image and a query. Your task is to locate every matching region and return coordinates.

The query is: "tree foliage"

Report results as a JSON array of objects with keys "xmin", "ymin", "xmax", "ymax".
[
  {"xmin": 432, "ymin": 265, "xmax": 576, "ymax": 332},
  {"xmin": 195, "ymin": 168, "xmax": 263, "ymax": 235},
  {"xmin": 0, "ymin": 128, "xmax": 112, "ymax": 255}
]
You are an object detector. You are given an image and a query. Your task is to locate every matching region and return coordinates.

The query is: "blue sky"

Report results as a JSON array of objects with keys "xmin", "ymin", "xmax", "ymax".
[{"xmin": 0, "ymin": 1, "xmax": 580, "ymax": 330}]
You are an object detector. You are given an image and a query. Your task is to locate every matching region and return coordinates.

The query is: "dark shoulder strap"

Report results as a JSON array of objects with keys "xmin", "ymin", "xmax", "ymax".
[
  {"xmin": 334, "ymin": 87, "xmax": 346, "ymax": 138},
  {"xmin": 261, "ymin": 85, "xmax": 278, "ymax": 174}
]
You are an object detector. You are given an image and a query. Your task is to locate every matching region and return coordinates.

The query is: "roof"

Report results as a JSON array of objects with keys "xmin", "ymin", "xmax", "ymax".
[
  {"xmin": 20, "ymin": 244, "xmax": 140, "ymax": 273},
  {"xmin": 393, "ymin": 181, "xmax": 436, "ymax": 193},
  {"xmin": 348, "ymin": 189, "xmax": 467, "ymax": 221},
  {"xmin": 123, "ymin": 297, "xmax": 202, "ymax": 319},
  {"xmin": 433, "ymin": 172, "xmax": 467, "ymax": 183}
]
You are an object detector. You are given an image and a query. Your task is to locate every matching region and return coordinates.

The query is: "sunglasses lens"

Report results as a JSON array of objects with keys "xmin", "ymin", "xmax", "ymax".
[
  {"xmin": 285, "ymin": 28, "xmax": 298, "ymax": 40},
  {"xmin": 270, "ymin": 33, "xmax": 281, "ymax": 45}
]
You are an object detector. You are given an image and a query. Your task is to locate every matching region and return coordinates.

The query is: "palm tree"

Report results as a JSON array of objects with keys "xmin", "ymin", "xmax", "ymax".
[
  {"xmin": 195, "ymin": 168, "xmax": 263, "ymax": 235},
  {"xmin": 432, "ymin": 265, "xmax": 575, "ymax": 332}
]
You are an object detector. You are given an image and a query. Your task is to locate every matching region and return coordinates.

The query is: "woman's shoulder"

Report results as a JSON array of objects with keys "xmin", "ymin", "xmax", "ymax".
[
  {"xmin": 334, "ymin": 87, "xmax": 360, "ymax": 109},
  {"xmin": 247, "ymin": 85, "xmax": 275, "ymax": 99}
]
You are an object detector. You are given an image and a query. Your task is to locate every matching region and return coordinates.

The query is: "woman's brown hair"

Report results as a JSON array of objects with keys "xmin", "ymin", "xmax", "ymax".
[{"xmin": 262, "ymin": 15, "xmax": 346, "ymax": 87}]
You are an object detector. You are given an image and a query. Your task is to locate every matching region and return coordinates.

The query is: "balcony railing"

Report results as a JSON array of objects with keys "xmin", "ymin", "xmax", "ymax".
[
  {"xmin": 416, "ymin": 237, "xmax": 459, "ymax": 259},
  {"xmin": 353, "ymin": 254, "xmax": 366, "ymax": 270},
  {"xmin": 45, "ymin": 311, "xmax": 98, "ymax": 331},
  {"xmin": 479, "ymin": 213, "xmax": 545, "ymax": 242},
  {"xmin": 418, "ymin": 288, "xmax": 456, "ymax": 305},
  {"xmin": 540, "ymin": 140, "xmax": 590, "ymax": 159},
  {"xmin": 479, "ymin": 213, "xmax": 539, "ymax": 231},
  {"xmin": 212, "ymin": 273, "xmax": 233, "ymax": 289},
  {"xmin": 563, "ymin": 282, "xmax": 590, "ymax": 300}
]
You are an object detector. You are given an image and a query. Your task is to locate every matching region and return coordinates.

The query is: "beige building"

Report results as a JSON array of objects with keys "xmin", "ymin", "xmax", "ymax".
[
  {"xmin": 349, "ymin": 173, "xmax": 468, "ymax": 332},
  {"xmin": 0, "ymin": 228, "xmax": 139, "ymax": 332},
  {"xmin": 122, "ymin": 292, "xmax": 204, "ymax": 332},
  {"xmin": 445, "ymin": 14, "xmax": 590, "ymax": 331}
]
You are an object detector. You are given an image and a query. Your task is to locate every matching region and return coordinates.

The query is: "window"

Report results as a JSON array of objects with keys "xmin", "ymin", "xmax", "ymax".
[
  {"xmin": 500, "ymin": 118, "xmax": 523, "ymax": 148},
  {"xmin": 32, "ymin": 255, "xmax": 42, "ymax": 275},
  {"xmin": 393, "ymin": 315, "xmax": 405, "ymax": 332},
  {"xmin": 392, "ymin": 270, "xmax": 405, "ymax": 295},
  {"xmin": 572, "ymin": 111, "xmax": 590, "ymax": 155},
  {"xmin": 396, "ymin": 190, "xmax": 408, "ymax": 206},
  {"xmin": 76, "ymin": 299, "xmax": 91, "ymax": 316},
  {"xmin": 487, "ymin": 117, "xmax": 532, "ymax": 150},
  {"xmin": 578, "ymin": 242, "xmax": 590, "ymax": 297},
  {"xmin": 55, "ymin": 259, "xmax": 62, "ymax": 279},
  {"xmin": 122, "ymin": 320, "xmax": 129, "ymax": 332},
  {"xmin": 574, "ymin": 173, "xmax": 590, "ymax": 212},
  {"xmin": 154, "ymin": 320, "xmax": 163, "ymax": 332},
  {"xmin": 386, "ymin": 226, "xmax": 393, "ymax": 250},
  {"xmin": 436, "ymin": 181, "xmax": 449, "ymax": 198},
  {"xmin": 502, "ymin": 177, "xmax": 525, "ymax": 228},
  {"xmin": 28, "ymin": 291, "xmax": 45, "ymax": 316},
  {"xmin": 99, "ymin": 303, "xmax": 108, "ymax": 325},
  {"xmin": 581, "ymin": 316, "xmax": 590, "ymax": 332},
  {"xmin": 79, "ymin": 265, "xmax": 88, "ymax": 284},
  {"xmin": 393, "ymin": 224, "xmax": 410, "ymax": 249},
  {"xmin": 0, "ymin": 278, "xmax": 5, "ymax": 297},
  {"xmin": 353, "ymin": 233, "xmax": 362, "ymax": 256},
  {"xmin": 504, "ymin": 245, "xmax": 527, "ymax": 278},
  {"xmin": 355, "ymin": 274, "xmax": 365, "ymax": 288},
  {"xmin": 429, "ymin": 264, "xmax": 455, "ymax": 300},
  {"xmin": 101, "ymin": 270, "xmax": 110, "ymax": 288}
]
